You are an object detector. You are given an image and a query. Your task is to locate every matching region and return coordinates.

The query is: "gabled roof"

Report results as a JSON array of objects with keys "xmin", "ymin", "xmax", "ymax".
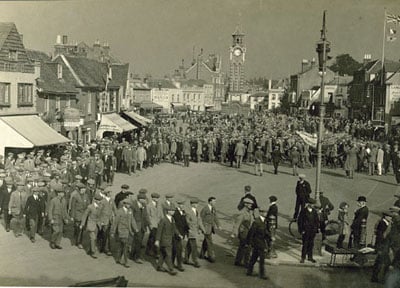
[
  {"xmin": 361, "ymin": 59, "xmax": 400, "ymax": 74},
  {"xmin": 147, "ymin": 79, "xmax": 177, "ymax": 89},
  {"xmin": 38, "ymin": 62, "xmax": 78, "ymax": 94},
  {"xmin": 26, "ymin": 49, "xmax": 51, "ymax": 63},
  {"xmin": 63, "ymin": 56, "xmax": 108, "ymax": 88},
  {"xmin": 0, "ymin": 22, "xmax": 14, "ymax": 50},
  {"xmin": 180, "ymin": 79, "xmax": 206, "ymax": 88}
]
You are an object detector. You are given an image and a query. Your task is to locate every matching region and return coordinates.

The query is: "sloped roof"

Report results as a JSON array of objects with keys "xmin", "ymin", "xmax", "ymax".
[
  {"xmin": 326, "ymin": 75, "xmax": 353, "ymax": 85},
  {"xmin": 0, "ymin": 22, "xmax": 14, "ymax": 50},
  {"xmin": 38, "ymin": 62, "xmax": 78, "ymax": 94},
  {"xmin": 64, "ymin": 56, "xmax": 108, "ymax": 88},
  {"xmin": 362, "ymin": 59, "xmax": 400, "ymax": 74},
  {"xmin": 180, "ymin": 79, "xmax": 206, "ymax": 88},
  {"xmin": 147, "ymin": 79, "xmax": 177, "ymax": 89},
  {"xmin": 108, "ymin": 63, "xmax": 129, "ymax": 88},
  {"xmin": 26, "ymin": 49, "xmax": 51, "ymax": 62}
]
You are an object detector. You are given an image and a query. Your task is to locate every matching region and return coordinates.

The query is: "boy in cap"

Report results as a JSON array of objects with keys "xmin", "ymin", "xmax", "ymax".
[
  {"xmin": 232, "ymin": 198, "xmax": 253, "ymax": 267},
  {"xmin": 246, "ymin": 204, "xmax": 270, "ymax": 279},
  {"xmin": 155, "ymin": 206, "xmax": 178, "ymax": 276},
  {"xmin": 48, "ymin": 186, "xmax": 69, "ymax": 249}
]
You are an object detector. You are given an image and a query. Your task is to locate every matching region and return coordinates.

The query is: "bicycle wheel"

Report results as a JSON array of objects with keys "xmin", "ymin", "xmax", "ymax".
[
  {"xmin": 325, "ymin": 220, "xmax": 340, "ymax": 236},
  {"xmin": 288, "ymin": 219, "xmax": 302, "ymax": 239}
]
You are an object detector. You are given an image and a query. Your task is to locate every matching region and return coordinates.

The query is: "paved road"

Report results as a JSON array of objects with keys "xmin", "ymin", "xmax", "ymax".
[{"xmin": 0, "ymin": 161, "xmax": 392, "ymax": 287}]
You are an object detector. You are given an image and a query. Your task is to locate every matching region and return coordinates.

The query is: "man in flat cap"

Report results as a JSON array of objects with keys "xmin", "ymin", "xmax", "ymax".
[
  {"xmin": 172, "ymin": 198, "xmax": 188, "ymax": 271},
  {"xmin": 69, "ymin": 183, "xmax": 90, "ymax": 248},
  {"xmin": 98, "ymin": 189, "xmax": 116, "ymax": 256},
  {"xmin": 146, "ymin": 192, "xmax": 162, "ymax": 258},
  {"xmin": 293, "ymin": 174, "xmax": 312, "ymax": 220},
  {"xmin": 48, "ymin": 186, "xmax": 68, "ymax": 249},
  {"xmin": 184, "ymin": 199, "xmax": 204, "ymax": 268},
  {"xmin": 350, "ymin": 196, "xmax": 369, "ymax": 249},
  {"xmin": 298, "ymin": 199, "xmax": 319, "ymax": 263},
  {"xmin": 155, "ymin": 206, "xmax": 179, "ymax": 276},
  {"xmin": 232, "ymin": 198, "xmax": 253, "ymax": 267},
  {"xmin": 111, "ymin": 199, "xmax": 137, "ymax": 268},
  {"xmin": 114, "ymin": 184, "xmax": 132, "ymax": 209},
  {"xmin": 130, "ymin": 193, "xmax": 149, "ymax": 263},
  {"xmin": 246, "ymin": 204, "xmax": 269, "ymax": 280},
  {"xmin": 8, "ymin": 181, "xmax": 28, "ymax": 237},
  {"xmin": 0, "ymin": 177, "xmax": 14, "ymax": 232},
  {"xmin": 80, "ymin": 194, "xmax": 103, "ymax": 258}
]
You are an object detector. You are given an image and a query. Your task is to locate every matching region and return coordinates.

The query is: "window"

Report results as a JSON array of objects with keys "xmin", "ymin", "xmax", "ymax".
[
  {"xmin": 56, "ymin": 96, "xmax": 61, "ymax": 110},
  {"xmin": 17, "ymin": 83, "xmax": 33, "ymax": 106},
  {"xmin": 9, "ymin": 50, "xmax": 17, "ymax": 61},
  {"xmin": 87, "ymin": 92, "xmax": 92, "ymax": 114},
  {"xmin": 57, "ymin": 64, "xmax": 63, "ymax": 79},
  {"xmin": 0, "ymin": 83, "xmax": 10, "ymax": 105}
]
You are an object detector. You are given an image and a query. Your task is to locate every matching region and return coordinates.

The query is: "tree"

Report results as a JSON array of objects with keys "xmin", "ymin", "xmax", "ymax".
[
  {"xmin": 278, "ymin": 88, "xmax": 291, "ymax": 115},
  {"xmin": 329, "ymin": 54, "xmax": 362, "ymax": 76}
]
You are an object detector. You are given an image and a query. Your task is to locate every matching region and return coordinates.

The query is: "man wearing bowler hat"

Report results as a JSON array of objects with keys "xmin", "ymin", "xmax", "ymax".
[
  {"xmin": 350, "ymin": 196, "xmax": 369, "ymax": 249},
  {"xmin": 298, "ymin": 199, "xmax": 319, "ymax": 263}
]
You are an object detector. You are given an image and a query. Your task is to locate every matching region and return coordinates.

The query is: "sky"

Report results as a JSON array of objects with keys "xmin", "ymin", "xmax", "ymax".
[{"xmin": 0, "ymin": 0, "xmax": 399, "ymax": 79}]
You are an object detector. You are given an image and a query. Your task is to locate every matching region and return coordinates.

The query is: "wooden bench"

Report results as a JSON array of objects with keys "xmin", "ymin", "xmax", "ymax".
[{"xmin": 325, "ymin": 244, "xmax": 376, "ymax": 266}]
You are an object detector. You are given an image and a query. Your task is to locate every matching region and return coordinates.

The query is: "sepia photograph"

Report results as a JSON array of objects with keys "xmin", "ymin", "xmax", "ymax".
[{"xmin": 0, "ymin": 0, "xmax": 399, "ymax": 287}]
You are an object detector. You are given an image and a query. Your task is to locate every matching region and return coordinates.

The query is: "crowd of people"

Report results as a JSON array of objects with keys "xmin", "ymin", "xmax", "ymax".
[{"xmin": 1, "ymin": 110, "xmax": 400, "ymax": 283}]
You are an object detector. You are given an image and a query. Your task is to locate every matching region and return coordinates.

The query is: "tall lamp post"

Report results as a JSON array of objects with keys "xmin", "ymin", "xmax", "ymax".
[{"xmin": 315, "ymin": 11, "xmax": 330, "ymax": 207}]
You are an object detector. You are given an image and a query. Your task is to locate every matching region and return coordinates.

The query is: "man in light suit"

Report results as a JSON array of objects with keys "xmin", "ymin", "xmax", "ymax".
[
  {"xmin": 184, "ymin": 199, "xmax": 204, "ymax": 268},
  {"xmin": 130, "ymin": 193, "xmax": 149, "ymax": 263},
  {"xmin": 81, "ymin": 194, "xmax": 103, "ymax": 258},
  {"xmin": 8, "ymin": 181, "xmax": 28, "ymax": 237},
  {"xmin": 200, "ymin": 196, "xmax": 220, "ymax": 263},
  {"xmin": 111, "ymin": 199, "xmax": 137, "ymax": 268},
  {"xmin": 146, "ymin": 192, "xmax": 162, "ymax": 257},
  {"xmin": 98, "ymin": 189, "xmax": 116, "ymax": 256}
]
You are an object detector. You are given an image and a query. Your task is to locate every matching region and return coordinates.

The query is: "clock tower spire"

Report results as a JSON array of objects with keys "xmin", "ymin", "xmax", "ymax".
[{"xmin": 229, "ymin": 23, "xmax": 246, "ymax": 93}]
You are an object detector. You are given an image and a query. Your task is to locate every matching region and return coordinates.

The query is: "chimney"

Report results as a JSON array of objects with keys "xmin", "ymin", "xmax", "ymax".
[
  {"xmin": 103, "ymin": 41, "xmax": 110, "ymax": 57},
  {"xmin": 311, "ymin": 58, "xmax": 316, "ymax": 68},
  {"xmin": 62, "ymin": 35, "xmax": 68, "ymax": 45},
  {"xmin": 301, "ymin": 59, "xmax": 309, "ymax": 73},
  {"xmin": 268, "ymin": 79, "xmax": 272, "ymax": 90},
  {"xmin": 93, "ymin": 39, "xmax": 101, "ymax": 56},
  {"xmin": 363, "ymin": 54, "xmax": 372, "ymax": 65},
  {"xmin": 56, "ymin": 35, "xmax": 62, "ymax": 44}
]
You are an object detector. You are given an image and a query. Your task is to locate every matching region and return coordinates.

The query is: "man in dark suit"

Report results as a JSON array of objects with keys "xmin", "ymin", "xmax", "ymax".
[
  {"xmin": 271, "ymin": 145, "xmax": 282, "ymax": 175},
  {"xmin": 0, "ymin": 177, "xmax": 14, "ymax": 232},
  {"xmin": 130, "ymin": 193, "xmax": 149, "ymax": 263},
  {"xmin": 266, "ymin": 195, "xmax": 278, "ymax": 258},
  {"xmin": 172, "ymin": 198, "xmax": 188, "ymax": 271},
  {"xmin": 200, "ymin": 196, "xmax": 220, "ymax": 263},
  {"xmin": 114, "ymin": 184, "xmax": 132, "ymax": 209},
  {"xmin": 293, "ymin": 174, "xmax": 312, "ymax": 220},
  {"xmin": 298, "ymin": 199, "xmax": 319, "ymax": 263},
  {"xmin": 246, "ymin": 205, "xmax": 269, "ymax": 280},
  {"xmin": 155, "ymin": 206, "xmax": 178, "ymax": 276},
  {"xmin": 103, "ymin": 151, "xmax": 113, "ymax": 183},
  {"xmin": 350, "ymin": 196, "xmax": 369, "ymax": 249},
  {"xmin": 24, "ymin": 187, "xmax": 45, "ymax": 243}
]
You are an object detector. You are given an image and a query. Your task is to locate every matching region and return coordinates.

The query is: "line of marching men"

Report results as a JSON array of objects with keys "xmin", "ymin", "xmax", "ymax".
[{"xmin": 0, "ymin": 165, "xmax": 221, "ymax": 276}]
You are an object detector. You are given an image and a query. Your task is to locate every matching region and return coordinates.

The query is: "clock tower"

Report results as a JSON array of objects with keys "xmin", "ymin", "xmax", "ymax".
[{"xmin": 229, "ymin": 25, "xmax": 246, "ymax": 93}]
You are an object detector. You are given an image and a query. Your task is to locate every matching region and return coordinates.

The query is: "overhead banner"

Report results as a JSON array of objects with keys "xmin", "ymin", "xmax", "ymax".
[{"xmin": 296, "ymin": 131, "xmax": 317, "ymax": 148}]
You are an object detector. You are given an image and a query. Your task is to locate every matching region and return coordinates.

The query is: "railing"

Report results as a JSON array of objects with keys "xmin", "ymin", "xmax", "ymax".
[{"xmin": 0, "ymin": 62, "xmax": 35, "ymax": 73}]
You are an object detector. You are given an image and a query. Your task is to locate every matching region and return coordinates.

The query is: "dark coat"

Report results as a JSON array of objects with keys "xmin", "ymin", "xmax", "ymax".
[
  {"xmin": 0, "ymin": 186, "xmax": 13, "ymax": 211},
  {"xmin": 319, "ymin": 195, "xmax": 334, "ymax": 222},
  {"xmin": 131, "ymin": 200, "xmax": 149, "ymax": 232},
  {"xmin": 295, "ymin": 180, "xmax": 312, "ymax": 204},
  {"xmin": 156, "ymin": 216, "xmax": 177, "ymax": 247},
  {"xmin": 173, "ymin": 208, "xmax": 189, "ymax": 238},
  {"xmin": 237, "ymin": 193, "xmax": 258, "ymax": 210},
  {"xmin": 351, "ymin": 206, "xmax": 369, "ymax": 233},
  {"xmin": 298, "ymin": 208, "xmax": 319, "ymax": 234},
  {"xmin": 247, "ymin": 217, "xmax": 269, "ymax": 249},
  {"xmin": 271, "ymin": 150, "xmax": 282, "ymax": 164},
  {"xmin": 267, "ymin": 203, "xmax": 278, "ymax": 228},
  {"xmin": 25, "ymin": 195, "xmax": 45, "ymax": 219}
]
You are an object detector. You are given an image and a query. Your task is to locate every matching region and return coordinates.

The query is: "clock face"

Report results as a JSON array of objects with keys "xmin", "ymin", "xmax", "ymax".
[{"xmin": 233, "ymin": 48, "xmax": 242, "ymax": 57}]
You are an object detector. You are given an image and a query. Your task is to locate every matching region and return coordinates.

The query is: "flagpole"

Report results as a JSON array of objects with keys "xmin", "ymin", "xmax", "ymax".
[{"xmin": 381, "ymin": 8, "xmax": 387, "ymax": 84}]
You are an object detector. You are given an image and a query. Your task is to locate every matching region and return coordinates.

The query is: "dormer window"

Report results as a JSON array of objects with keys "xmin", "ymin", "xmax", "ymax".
[
  {"xmin": 9, "ymin": 50, "xmax": 17, "ymax": 61},
  {"xmin": 57, "ymin": 63, "xmax": 62, "ymax": 79}
]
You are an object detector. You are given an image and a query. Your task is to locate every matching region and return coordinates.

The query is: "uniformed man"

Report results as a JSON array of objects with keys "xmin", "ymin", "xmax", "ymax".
[
  {"xmin": 350, "ymin": 196, "xmax": 369, "ymax": 249},
  {"xmin": 48, "ymin": 186, "xmax": 68, "ymax": 249}
]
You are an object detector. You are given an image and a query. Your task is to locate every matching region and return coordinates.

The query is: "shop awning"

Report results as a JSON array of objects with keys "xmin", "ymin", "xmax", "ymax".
[
  {"xmin": 134, "ymin": 101, "xmax": 163, "ymax": 110},
  {"xmin": 0, "ymin": 115, "xmax": 71, "ymax": 155},
  {"xmin": 97, "ymin": 113, "xmax": 137, "ymax": 138},
  {"xmin": 122, "ymin": 111, "xmax": 152, "ymax": 127}
]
